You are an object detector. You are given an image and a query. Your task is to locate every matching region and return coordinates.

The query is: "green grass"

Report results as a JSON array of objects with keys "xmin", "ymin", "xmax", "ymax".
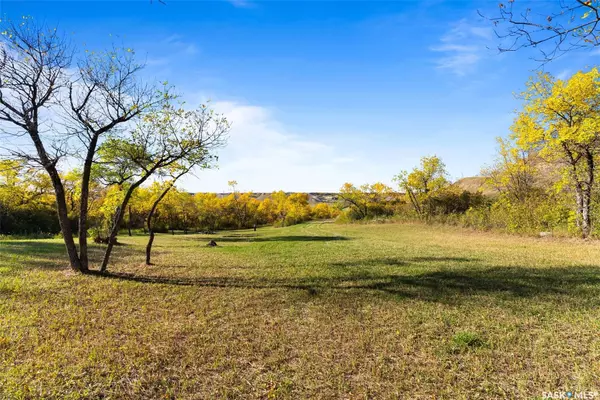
[{"xmin": 1, "ymin": 221, "xmax": 600, "ymax": 399}]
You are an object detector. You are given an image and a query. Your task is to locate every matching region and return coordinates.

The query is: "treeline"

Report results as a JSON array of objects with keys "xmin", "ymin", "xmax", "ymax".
[
  {"xmin": 0, "ymin": 161, "xmax": 59, "ymax": 236},
  {"xmin": 340, "ymin": 69, "xmax": 600, "ymax": 238},
  {"xmin": 2, "ymin": 15, "xmax": 600, "ymax": 247},
  {"xmin": 0, "ymin": 162, "xmax": 339, "ymax": 236},
  {"xmin": 120, "ymin": 185, "xmax": 340, "ymax": 235},
  {"xmin": 337, "ymin": 164, "xmax": 487, "ymax": 225}
]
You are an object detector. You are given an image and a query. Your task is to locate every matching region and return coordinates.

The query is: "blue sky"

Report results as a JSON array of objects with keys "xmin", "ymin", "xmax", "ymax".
[{"xmin": 1, "ymin": 1, "xmax": 593, "ymax": 192}]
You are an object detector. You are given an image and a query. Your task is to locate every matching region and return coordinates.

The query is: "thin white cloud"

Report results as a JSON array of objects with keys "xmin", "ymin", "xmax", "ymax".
[
  {"xmin": 556, "ymin": 69, "xmax": 571, "ymax": 80},
  {"xmin": 431, "ymin": 19, "xmax": 492, "ymax": 76},
  {"xmin": 179, "ymin": 100, "xmax": 380, "ymax": 193},
  {"xmin": 227, "ymin": 0, "xmax": 253, "ymax": 8},
  {"xmin": 163, "ymin": 34, "xmax": 199, "ymax": 57}
]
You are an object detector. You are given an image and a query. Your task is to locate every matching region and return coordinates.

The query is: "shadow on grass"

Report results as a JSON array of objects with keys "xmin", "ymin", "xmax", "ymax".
[
  {"xmin": 329, "ymin": 257, "xmax": 478, "ymax": 268},
  {"xmin": 0, "ymin": 240, "xmax": 140, "ymax": 271},
  {"xmin": 5, "ymin": 240, "xmax": 600, "ymax": 306},
  {"xmin": 212, "ymin": 235, "xmax": 350, "ymax": 243},
  {"xmin": 87, "ymin": 265, "xmax": 600, "ymax": 305}
]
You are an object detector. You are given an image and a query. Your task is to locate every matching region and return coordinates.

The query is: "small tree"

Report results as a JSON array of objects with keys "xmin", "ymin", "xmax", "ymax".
[
  {"xmin": 394, "ymin": 156, "xmax": 450, "ymax": 218},
  {"xmin": 482, "ymin": 137, "xmax": 540, "ymax": 203},
  {"xmin": 67, "ymin": 45, "xmax": 159, "ymax": 270},
  {"xmin": 96, "ymin": 101, "xmax": 228, "ymax": 271},
  {"xmin": 338, "ymin": 182, "xmax": 395, "ymax": 220}
]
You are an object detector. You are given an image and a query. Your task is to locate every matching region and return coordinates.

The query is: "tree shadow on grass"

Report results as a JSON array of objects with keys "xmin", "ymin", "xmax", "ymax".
[
  {"xmin": 211, "ymin": 235, "xmax": 350, "ymax": 243},
  {"xmin": 328, "ymin": 257, "xmax": 479, "ymax": 268},
  {"xmin": 87, "ymin": 264, "xmax": 600, "ymax": 306},
  {"xmin": 0, "ymin": 240, "xmax": 141, "ymax": 271}
]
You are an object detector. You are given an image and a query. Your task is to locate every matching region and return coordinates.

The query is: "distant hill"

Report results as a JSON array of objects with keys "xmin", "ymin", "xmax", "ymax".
[
  {"xmin": 453, "ymin": 176, "xmax": 497, "ymax": 197},
  {"xmin": 193, "ymin": 180, "xmax": 499, "ymax": 205},
  {"xmin": 193, "ymin": 192, "xmax": 340, "ymax": 204}
]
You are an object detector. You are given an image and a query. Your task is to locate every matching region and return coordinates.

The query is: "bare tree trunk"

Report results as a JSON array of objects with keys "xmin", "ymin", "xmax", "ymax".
[
  {"xmin": 49, "ymin": 167, "xmax": 84, "ymax": 271},
  {"xmin": 78, "ymin": 135, "xmax": 100, "ymax": 271},
  {"xmin": 407, "ymin": 188, "xmax": 422, "ymax": 216},
  {"xmin": 145, "ymin": 184, "xmax": 173, "ymax": 265},
  {"xmin": 575, "ymin": 188, "xmax": 583, "ymax": 229},
  {"xmin": 146, "ymin": 229, "xmax": 156, "ymax": 265},
  {"xmin": 582, "ymin": 190, "xmax": 592, "ymax": 238},
  {"xmin": 128, "ymin": 205, "xmax": 133, "ymax": 236},
  {"xmin": 581, "ymin": 151, "xmax": 595, "ymax": 238},
  {"xmin": 100, "ymin": 182, "xmax": 143, "ymax": 272},
  {"xmin": 29, "ymin": 128, "xmax": 83, "ymax": 272}
]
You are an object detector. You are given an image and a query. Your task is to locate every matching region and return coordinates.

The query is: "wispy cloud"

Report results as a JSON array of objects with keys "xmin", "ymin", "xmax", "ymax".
[
  {"xmin": 431, "ymin": 19, "xmax": 492, "ymax": 77},
  {"xmin": 226, "ymin": 0, "xmax": 254, "ymax": 8},
  {"xmin": 556, "ymin": 69, "xmax": 572, "ymax": 80},
  {"xmin": 163, "ymin": 34, "xmax": 199, "ymax": 56}
]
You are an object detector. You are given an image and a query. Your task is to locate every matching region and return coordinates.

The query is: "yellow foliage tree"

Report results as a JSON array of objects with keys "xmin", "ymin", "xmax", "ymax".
[
  {"xmin": 394, "ymin": 156, "xmax": 449, "ymax": 218},
  {"xmin": 511, "ymin": 69, "xmax": 600, "ymax": 237}
]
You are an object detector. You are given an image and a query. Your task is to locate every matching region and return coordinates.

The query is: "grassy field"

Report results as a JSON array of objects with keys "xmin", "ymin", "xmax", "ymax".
[{"xmin": 1, "ymin": 222, "xmax": 600, "ymax": 399}]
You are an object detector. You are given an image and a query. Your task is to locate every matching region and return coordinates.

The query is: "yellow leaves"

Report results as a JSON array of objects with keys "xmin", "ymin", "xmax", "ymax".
[
  {"xmin": 510, "ymin": 113, "xmax": 543, "ymax": 149},
  {"xmin": 513, "ymin": 68, "xmax": 600, "ymax": 156}
]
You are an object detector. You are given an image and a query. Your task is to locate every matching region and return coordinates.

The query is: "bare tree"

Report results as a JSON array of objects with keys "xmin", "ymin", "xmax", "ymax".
[
  {"xmin": 0, "ymin": 19, "xmax": 83, "ymax": 269},
  {"xmin": 0, "ymin": 18, "xmax": 160, "ymax": 272},
  {"xmin": 485, "ymin": 0, "xmax": 600, "ymax": 62},
  {"xmin": 67, "ymin": 46, "xmax": 160, "ymax": 270}
]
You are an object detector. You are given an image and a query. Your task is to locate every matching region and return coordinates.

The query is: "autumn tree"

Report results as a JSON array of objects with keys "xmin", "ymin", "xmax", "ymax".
[
  {"xmin": 483, "ymin": 137, "xmax": 540, "ymax": 202},
  {"xmin": 338, "ymin": 182, "xmax": 395, "ymax": 220},
  {"xmin": 511, "ymin": 69, "xmax": 600, "ymax": 238},
  {"xmin": 223, "ymin": 181, "xmax": 256, "ymax": 229},
  {"xmin": 97, "ymin": 101, "xmax": 228, "ymax": 270},
  {"xmin": 311, "ymin": 202, "xmax": 338, "ymax": 220},
  {"xmin": 194, "ymin": 192, "xmax": 224, "ymax": 231},
  {"xmin": 0, "ymin": 160, "xmax": 56, "ymax": 234},
  {"xmin": 270, "ymin": 190, "xmax": 290, "ymax": 226},
  {"xmin": 285, "ymin": 193, "xmax": 312, "ymax": 225},
  {"xmin": 394, "ymin": 156, "xmax": 449, "ymax": 218}
]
